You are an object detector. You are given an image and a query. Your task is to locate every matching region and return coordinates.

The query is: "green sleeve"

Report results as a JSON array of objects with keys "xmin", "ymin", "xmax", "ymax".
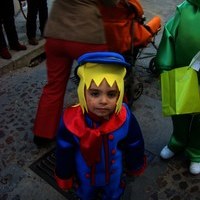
[{"xmin": 155, "ymin": 8, "xmax": 180, "ymax": 73}]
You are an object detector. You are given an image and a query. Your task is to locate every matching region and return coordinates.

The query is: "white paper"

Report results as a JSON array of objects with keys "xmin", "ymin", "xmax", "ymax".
[{"xmin": 189, "ymin": 51, "xmax": 200, "ymax": 71}]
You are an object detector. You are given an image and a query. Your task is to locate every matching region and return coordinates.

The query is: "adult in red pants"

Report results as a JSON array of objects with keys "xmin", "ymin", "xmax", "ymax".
[{"xmin": 33, "ymin": 0, "xmax": 119, "ymax": 146}]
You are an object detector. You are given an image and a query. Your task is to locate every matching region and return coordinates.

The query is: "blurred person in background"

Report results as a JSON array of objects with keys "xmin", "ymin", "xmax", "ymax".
[
  {"xmin": 26, "ymin": 0, "xmax": 48, "ymax": 45},
  {"xmin": 0, "ymin": 0, "xmax": 27, "ymax": 59}
]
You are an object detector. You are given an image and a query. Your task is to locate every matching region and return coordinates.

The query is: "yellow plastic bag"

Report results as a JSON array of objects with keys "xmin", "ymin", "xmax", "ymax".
[{"xmin": 161, "ymin": 66, "xmax": 200, "ymax": 116}]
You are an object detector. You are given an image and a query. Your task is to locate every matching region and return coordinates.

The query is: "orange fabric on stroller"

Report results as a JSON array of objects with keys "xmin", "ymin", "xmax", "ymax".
[{"xmin": 99, "ymin": 0, "xmax": 161, "ymax": 53}]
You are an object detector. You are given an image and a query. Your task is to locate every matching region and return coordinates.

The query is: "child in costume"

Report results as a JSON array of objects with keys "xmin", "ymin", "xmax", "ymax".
[
  {"xmin": 55, "ymin": 52, "xmax": 146, "ymax": 200},
  {"xmin": 155, "ymin": 0, "xmax": 200, "ymax": 175}
]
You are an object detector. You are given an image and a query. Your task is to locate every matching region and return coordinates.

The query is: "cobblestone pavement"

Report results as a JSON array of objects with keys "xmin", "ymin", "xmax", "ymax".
[
  {"xmin": 0, "ymin": 63, "xmax": 78, "ymax": 200},
  {"xmin": 1, "ymin": 0, "xmax": 200, "ymax": 200}
]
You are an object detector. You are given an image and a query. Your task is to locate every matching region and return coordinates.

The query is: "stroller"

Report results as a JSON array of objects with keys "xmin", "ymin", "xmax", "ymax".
[{"xmin": 99, "ymin": 0, "xmax": 161, "ymax": 106}]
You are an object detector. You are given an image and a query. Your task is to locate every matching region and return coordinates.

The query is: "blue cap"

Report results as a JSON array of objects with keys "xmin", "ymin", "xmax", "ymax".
[{"xmin": 77, "ymin": 52, "xmax": 131, "ymax": 68}]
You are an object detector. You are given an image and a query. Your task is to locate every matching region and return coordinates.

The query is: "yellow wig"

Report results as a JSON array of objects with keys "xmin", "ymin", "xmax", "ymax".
[{"xmin": 77, "ymin": 62, "xmax": 126, "ymax": 114}]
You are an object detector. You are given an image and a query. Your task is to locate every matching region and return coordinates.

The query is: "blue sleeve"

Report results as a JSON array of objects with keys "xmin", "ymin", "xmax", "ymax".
[
  {"xmin": 123, "ymin": 107, "xmax": 145, "ymax": 172},
  {"xmin": 55, "ymin": 116, "xmax": 76, "ymax": 179}
]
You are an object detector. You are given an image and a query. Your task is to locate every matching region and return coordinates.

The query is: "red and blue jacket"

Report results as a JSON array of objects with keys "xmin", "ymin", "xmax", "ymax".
[{"xmin": 55, "ymin": 103, "xmax": 146, "ymax": 191}]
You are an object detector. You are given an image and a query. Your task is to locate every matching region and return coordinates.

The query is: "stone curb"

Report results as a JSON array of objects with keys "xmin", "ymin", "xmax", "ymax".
[{"xmin": 0, "ymin": 40, "xmax": 45, "ymax": 77}]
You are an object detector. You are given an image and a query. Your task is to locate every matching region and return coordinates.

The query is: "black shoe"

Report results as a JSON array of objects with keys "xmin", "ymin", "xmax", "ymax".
[{"xmin": 33, "ymin": 136, "xmax": 54, "ymax": 147}]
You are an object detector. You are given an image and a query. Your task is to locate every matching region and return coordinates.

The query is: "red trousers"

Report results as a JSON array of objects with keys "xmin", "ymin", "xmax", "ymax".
[{"xmin": 33, "ymin": 38, "xmax": 108, "ymax": 139}]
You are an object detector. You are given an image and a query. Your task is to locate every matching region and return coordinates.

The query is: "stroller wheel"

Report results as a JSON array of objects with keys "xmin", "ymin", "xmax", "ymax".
[
  {"xmin": 127, "ymin": 82, "xmax": 143, "ymax": 108},
  {"xmin": 149, "ymin": 57, "xmax": 159, "ymax": 76},
  {"xmin": 132, "ymin": 82, "xmax": 143, "ymax": 100}
]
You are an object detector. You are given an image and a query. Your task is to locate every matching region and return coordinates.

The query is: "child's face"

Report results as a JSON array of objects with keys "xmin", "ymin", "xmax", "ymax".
[{"xmin": 85, "ymin": 79, "xmax": 119, "ymax": 119}]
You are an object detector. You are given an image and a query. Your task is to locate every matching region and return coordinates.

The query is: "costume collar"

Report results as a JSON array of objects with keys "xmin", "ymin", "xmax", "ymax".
[{"xmin": 63, "ymin": 104, "xmax": 127, "ymax": 166}]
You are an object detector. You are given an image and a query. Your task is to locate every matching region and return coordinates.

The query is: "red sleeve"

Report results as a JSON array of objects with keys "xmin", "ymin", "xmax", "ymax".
[
  {"xmin": 126, "ymin": 156, "xmax": 147, "ymax": 176},
  {"xmin": 55, "ymin": 175, "xmax": 73, "ymax": 190}
]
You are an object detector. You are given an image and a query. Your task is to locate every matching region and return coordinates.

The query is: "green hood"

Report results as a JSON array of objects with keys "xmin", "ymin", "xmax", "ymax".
[{"xmin": 187, "ymin": 0, "xmax": 200, "ymax": 7}]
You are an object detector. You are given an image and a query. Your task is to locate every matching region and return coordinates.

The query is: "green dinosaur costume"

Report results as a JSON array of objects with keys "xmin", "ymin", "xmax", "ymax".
[{"xmin": 155, "ymin": 0, "xmax": 200, "ymax": 162}]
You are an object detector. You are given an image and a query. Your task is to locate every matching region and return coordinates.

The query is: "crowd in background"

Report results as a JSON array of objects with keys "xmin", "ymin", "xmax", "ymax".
[{"xmin": 0, "ymin": 0, "xmax": 48, "ymax": 59}]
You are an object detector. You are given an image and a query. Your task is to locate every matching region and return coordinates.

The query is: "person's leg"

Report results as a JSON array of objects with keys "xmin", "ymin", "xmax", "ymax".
[
  {"xmin": 0, "ymin": 24, "xmax": 7, "ymax": 49},
  {"xmin": 0, "ymin": 23, "xmax": 11, "ymax": 59},
  {"xmin": 26, "ymin": 0, "xmax": 38, "ymax": 41},
  {"xmin": 2, "ymin": 0, "xmax": 18, "ymax": 46},
  {"xmin": 160, "ymin": 114, "xmax": 192, "ymax": 159},
  {"xmin": 38, "ymin": 0, "xmax": 48, "ymax": 36},
  {"xmin": 1, "ymin": 0, "xmax": 26, "ymax": 50},
  {"xmin": 186, "ymin": 114, "xmax": 200, "ymax": 162},
  {"xmin": 186, "ymin": 114, "xmax": 200, "ymax": 174},
  {"xmin": 168, "ymin": 114, "xmax": 192, "ymax": 152},
  {"xmin": 33, "ymin": 38, "xmax": 73, "ymax": 139},
  {"xmin": 0, "ymin": 4, "xmax": 11, "ymax": 58},
  {"xmin": 76, "ymin": 184, "xmax": 97, "ymax": 200},
  {"xmin": 102, "ymin": 181, "xmax": 123, "ymax": 200}
]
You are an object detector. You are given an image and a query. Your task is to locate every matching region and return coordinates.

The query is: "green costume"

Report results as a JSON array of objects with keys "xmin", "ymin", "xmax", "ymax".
[{"xmin": 155, "ymin": 0, "xmax": 200, "ymax": 162}]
